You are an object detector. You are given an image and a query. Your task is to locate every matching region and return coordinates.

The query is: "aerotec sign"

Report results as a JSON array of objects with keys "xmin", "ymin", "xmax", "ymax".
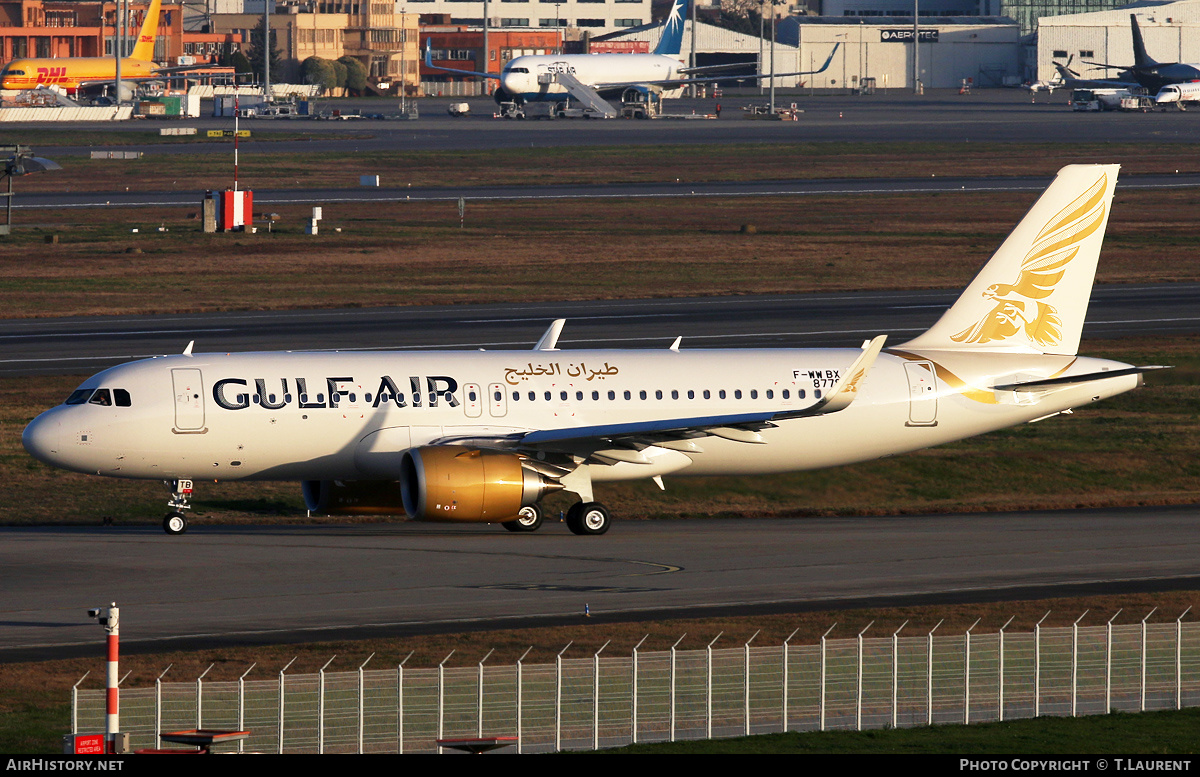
[{"xmin": 881, "ymin": 29, "xmax": 939, "ymax": 42}]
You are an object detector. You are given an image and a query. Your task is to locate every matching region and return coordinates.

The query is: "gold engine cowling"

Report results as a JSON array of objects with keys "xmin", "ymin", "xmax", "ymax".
[
  {"xmin": 302, "ymin": 479, "xmax": 407, "ymax": 515},
  {"xmin": 400, "ymin": 446, "xmax": 560, "ymax": 523}
]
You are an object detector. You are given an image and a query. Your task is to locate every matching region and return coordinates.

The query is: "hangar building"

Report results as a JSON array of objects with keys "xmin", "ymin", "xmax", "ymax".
[{"xmin": 1035, "ymin": 0, "xmax": 1200, "ymax": 82}]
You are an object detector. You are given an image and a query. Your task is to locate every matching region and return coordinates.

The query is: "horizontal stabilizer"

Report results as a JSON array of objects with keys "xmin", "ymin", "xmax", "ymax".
[{"xmin": 992, "ymin": 365, "xmax": 1170, "ymax": 392}]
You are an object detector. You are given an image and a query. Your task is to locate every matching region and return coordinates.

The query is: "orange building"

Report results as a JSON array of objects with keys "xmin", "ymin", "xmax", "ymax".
[{"xmin": 421, "ymin": 26, "xmax": 565, "ymax": 85}]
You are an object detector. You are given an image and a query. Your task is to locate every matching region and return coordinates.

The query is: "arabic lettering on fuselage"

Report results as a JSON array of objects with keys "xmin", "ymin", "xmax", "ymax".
[{"xmin": 504, "ymin": 363, "xmax": 620, "ymax": 385}]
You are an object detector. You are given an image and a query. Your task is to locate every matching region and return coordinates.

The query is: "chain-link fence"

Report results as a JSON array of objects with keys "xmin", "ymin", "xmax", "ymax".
[{"xmin": 73, "ymin": 614, "xmax": 1200, "ymax": 754}]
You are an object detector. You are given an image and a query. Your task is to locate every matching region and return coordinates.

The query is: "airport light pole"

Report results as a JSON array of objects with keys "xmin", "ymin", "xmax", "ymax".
[
  {"xmin": 1, "ymin": 145, "xmax": 61, "ymax": 237},
  {"xmin": 913, "ymin": 0, "xmax": 920, "ymax": 94}
]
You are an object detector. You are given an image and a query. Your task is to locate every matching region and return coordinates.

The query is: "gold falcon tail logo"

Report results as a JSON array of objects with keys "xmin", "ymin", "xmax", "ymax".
[{"xmin": 951, "ymin": 172, "xmax": 1108, "ymax": 348}]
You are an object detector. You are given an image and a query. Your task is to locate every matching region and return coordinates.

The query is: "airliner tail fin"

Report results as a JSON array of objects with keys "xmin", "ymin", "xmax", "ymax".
[
  {"xmin": 130, "ymin": 0, "xmax": 163, "ymax": 62},
  {"xmin": 900, "ymin": 164, "xmax": 1119, "ymax": 356}
]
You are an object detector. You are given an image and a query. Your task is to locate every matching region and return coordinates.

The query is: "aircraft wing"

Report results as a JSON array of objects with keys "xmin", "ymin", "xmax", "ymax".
[
  {"xmin": 601, "ymin": 43, "xmax": 841, "ymax": 90},
  {"xmin": 437, "ymin": 335, "xmax": 886, "ymax": 457}
]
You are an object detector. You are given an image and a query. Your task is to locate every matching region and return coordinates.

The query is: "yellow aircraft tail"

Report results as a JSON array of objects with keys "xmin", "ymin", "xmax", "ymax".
[{"xmin": 130, "ymin": 0, "xmax": 164, "ymax": 62}]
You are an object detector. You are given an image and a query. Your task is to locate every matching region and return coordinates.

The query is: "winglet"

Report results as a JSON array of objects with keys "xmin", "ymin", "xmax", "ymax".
[
  {"xmin": 182, "ymin": 340, "xmax": 194, "ymax": 357},
  {"xmin": 777, "ymin": 335, "xmax": 885, "ymax": 419},
  {"xmin": 424, "ymin": 38, "xmax": 433, "ymax": 68},
  {"xmin": 534, "ymin": 319, "xmax": 565, "ymax": 351}
]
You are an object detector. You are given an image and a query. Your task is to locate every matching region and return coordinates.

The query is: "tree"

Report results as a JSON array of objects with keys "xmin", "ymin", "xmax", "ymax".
[
  {"xmin": 331, "ymin": 59, "xmax": 348, "ymax": 93},
  {"xmin": 248, "ymin": 27, "xmax": 283, "ymax": 84},
  {"xmin": 338, "ymin": 56, "xmax": 368, "ymax": 95},
  {"xmin": 301, "ymin": 56, "xmax": 336, "ymax": 93}
]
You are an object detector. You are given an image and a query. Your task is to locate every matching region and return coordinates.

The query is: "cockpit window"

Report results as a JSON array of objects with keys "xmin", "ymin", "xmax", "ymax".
[
  {"xmin": 505, "ymin": 67, "xmax": 529, "ymax": 74},
  {"xmin": 65, "ymin": 389, "xmax": 93, "ymax": 405},
  {"xmin": 113, "ymin": 389, "xmax": 131, "ymax": 407},
  {"xmin": 88, "ymin": 389, "xmax": 113, "ymax": 406}
]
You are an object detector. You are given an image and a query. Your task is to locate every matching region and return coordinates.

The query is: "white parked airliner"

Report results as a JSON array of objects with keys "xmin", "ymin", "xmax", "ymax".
[{"xmin": 23, "ymin": 165, "xmax": 1161, "ymax": 536}]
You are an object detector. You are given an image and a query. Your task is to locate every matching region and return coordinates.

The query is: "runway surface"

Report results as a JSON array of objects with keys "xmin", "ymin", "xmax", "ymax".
[
  {"xmin": 14, "ymin": 91, "xmax": 1200, "ymax": 153},
  {"xmin": 16, "ymin": 171, "xmax": 1200, "ymax": 210},
  {"xmin": 2, "ymin": 283, "xmax": 1196, "ymax": 377},
  {"xmin": 3, "ymin": 506, "xmax": 1199, "ymax": 661}
]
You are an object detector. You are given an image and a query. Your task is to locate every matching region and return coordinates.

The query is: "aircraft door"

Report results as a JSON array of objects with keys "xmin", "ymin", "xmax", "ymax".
[
  {"xmin": 171, "ymin": 368, "xmax": 206, "ymax": 432},
  {"xmin": 463, "ymin": 383, "xmax": 483, "ymax": 418},
  {"xmin": 487, "ymin": 383, "xmax": 507, "ymax": 418},
  {"xmin": 903, "ymin": 361, "xmax": 938, "ymax": 427}
]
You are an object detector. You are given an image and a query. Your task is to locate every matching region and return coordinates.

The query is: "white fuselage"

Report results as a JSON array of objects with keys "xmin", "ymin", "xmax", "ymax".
[
  {"xmin": 1155, "ymin": 82, "xmax": 1200, "ymax": 104},
  {"xmin": 22, "ymin": 346, "xmax": 1138, "ymax": 485},
  {"xmin": 499, "ymin": 54, "xmax": 685, "ymax": 101}
]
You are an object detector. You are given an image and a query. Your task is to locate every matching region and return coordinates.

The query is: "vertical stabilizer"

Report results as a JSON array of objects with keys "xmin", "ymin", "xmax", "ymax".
[
  {"xmin": 1130, "ymin": 14, "xmax": 1159, "ymax": 68},
  {"xmin": 130, "ymin": 0, "xmax": 163, "ymax": 62},
  {"xmin": 653, "ymin": 0, "xmax": 690, "ymax": 56},
  {"xmin": 900, "ymin": 165, "xmax": 1119, "ymax": 356}
]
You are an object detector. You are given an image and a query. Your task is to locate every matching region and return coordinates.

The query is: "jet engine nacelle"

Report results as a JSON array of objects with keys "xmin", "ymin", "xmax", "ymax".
[
  {"xmin": 400, "ymin": 446, "xmax": 559, "ymax": 522},
  {"xmin": 302, "ymin": 479, "xmax": 406, "ymax": 515}
]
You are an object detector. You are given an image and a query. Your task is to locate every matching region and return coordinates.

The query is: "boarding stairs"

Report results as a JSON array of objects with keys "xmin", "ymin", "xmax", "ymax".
[{"xmin": 539, "ymin": 72, "xmax": 618, "ymax": 118}]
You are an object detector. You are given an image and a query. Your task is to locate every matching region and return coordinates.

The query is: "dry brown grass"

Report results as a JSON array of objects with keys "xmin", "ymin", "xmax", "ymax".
[{"xmin": 3, "ymin": 188, "xmax": 1198, "ymax": 319}]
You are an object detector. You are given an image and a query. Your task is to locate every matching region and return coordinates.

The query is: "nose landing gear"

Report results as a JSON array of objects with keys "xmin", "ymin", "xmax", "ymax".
[{"xmin": 163, "ymin": 479, "xmax": 193, "ymax": 535}]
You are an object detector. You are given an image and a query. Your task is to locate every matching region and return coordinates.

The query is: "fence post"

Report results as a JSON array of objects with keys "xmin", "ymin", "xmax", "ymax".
[
  {"xmin": 358, "ymin": 653, "xmax": 374, "ymax": 754},
  {"xmin": 278, "ymin": 657, "xmax": 296, "ymax": 754},
  {"xmin": 1141, "ymin": 609, "xmax": 1157, "ymax": 712},
  {"xmin": 437, "ymin": 651, "xmax": 454, "ymax": 754},
  {"xmin": 707, "ymin": 633, "xmax": 722, "ymax": 740},
  {"xmin": 196, "ymin": 663, "xmax": 214, "ymax": 730},
  {"xmin": 397, "ymin": 651, "xmax": 412, "ymax": 754},
  {"xmin": 964, "ymin": 619, "xmax": 980, "ymax": 725},
  {"xmin": 856, "ymin": 622, "xmax": 873, "ymax": 731},
  {"xmin": 72, "ymin": 672, "xmax": 90, "ymax": 736},
  {"xmin": 1035, "ymin": 611, "xmax": 1051, "ymax": 717},
  {"xmin": 318, "ymin": 656, "xmax": 336, "ymax": 754},
  {"xmin": 632, "ymin": 635, "xmax": 648, "ymax": 744},
  {"xmin": 238, "ymin": 663, "xmax": 254, "ymax": 754},
  {"xmin": 820, "ymin": 624, "xmax": 836, "ymax": 732},
  {"xmin": 927, "ymin": 620, "xmax": 942, "ymax": 726},
  {"xmin": 744, "ymin": 631, "xmax": 760, "ymax": 736},
  {"xmin": 892, "ymin": 622, "xmax": 907, "ymax": 730},
  {"xmin": 1177, "ymin": 608, "xmax": 1191, "ymax": 710},
  {"xmin": 476, "ymin": 649, "xmax": 494, "ymax": 739},
  {"xmin": 670, "ymin": 634, "xmax": 685, "ymax": 742},
  {"xmin": 783, "ymin": 629, "xmax": 798, "ymax": 733},
  {"xmin": 1106, "ymin": 610, "xmax": 1122, "ymax": 715},
  {"xmin": 516, "ymin": 647, "xmax": 531, "ymax": 755},
  {"xmin": 998, "ymin": 616, "xmax": 1014, "ymax": 722},
  {"xmin": 1072, "ymin": 612, "xmax": 1088, "ymax": 717},
  {"xmin": 154, "ymin": 665, "xmax": 171, "ymax": 749},
  {"xmin": 593, "ymin": 641, "xmax": 609, "ymax": 751},
  {"xmin": 556, "ymin": 643, "xmax": 572, "ymax": 753}
]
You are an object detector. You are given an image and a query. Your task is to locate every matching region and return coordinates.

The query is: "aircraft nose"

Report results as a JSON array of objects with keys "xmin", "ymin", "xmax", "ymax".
[{"xmin": 22, "ymin": 410, "xmax": 62, "ymax": 466}]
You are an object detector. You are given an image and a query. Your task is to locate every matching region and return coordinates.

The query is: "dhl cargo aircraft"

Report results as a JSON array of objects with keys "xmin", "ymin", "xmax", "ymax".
[
  {"xmin": 0, "ymin": 0, "xmax": 163, "ymax": 93},
  {"xmin": 22, "ymin": 165, "xmax": 1164, "ymax": 536}
]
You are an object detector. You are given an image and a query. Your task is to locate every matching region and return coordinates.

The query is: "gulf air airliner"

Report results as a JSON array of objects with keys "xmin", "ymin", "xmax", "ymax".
[
  {"xmin": 23, "ymin": 166, "xmax": 1163, "ymax": 536},
  {"xmin": 0, "ymin": 0, "xmax": 163, "ymax": 93}
]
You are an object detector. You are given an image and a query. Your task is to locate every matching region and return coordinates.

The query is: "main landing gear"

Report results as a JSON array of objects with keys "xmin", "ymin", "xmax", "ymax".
[
  {"xmin": 501, "ymin": 501, "xmax": 612, "ymax": 535},
  {"xmin": 502, "ymin": 504, "xmax": 544, "ymax": 533},
  {"xmin": 565, "ymin": 502, "xmax": 611, "ymax": 536},
  {"xmin": 163, "ymin": 479, "xmax": 193, "ymax": 535}
]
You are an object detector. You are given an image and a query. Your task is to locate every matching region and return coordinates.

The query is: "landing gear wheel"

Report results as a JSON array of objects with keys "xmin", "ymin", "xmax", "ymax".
[
  {"xmin": 566, "ymin": 502, "xmax": 611, "ymax": 536},
  {"xmin": 163, "ymin": 511, "xmax": 188, "ymax": 535},
  {"xmin": 502, "ymin": 504, "xmax": 544, "ymax": 533}
]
